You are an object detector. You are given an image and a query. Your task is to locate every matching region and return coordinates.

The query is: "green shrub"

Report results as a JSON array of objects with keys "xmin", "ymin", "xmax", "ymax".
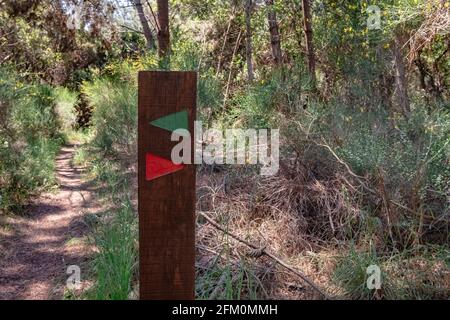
[
  {"xmin": 198, "ymin": 69, "xmax": 223, "ymax": 124},
  {"xmin": 81, "ymin": 78, "xmax": 137, "ymax": 157},
  {"xmin": 0, "ymin": 67, "xmax": 64, "ymax": 214},
  {"xmin": 53, "ymin": 87, "xmax": 78, "ymax": 132},
  {"xmin": 227, "ymin": 77, "xmax": 278, "ymax": 129}
]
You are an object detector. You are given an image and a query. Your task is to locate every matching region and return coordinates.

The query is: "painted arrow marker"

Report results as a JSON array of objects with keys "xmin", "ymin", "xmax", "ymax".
[
  {"xmin": 146, "ymin": 152, "xmax": 184, "ymax": 181},
  {"xmin": 150, "ymin": 110, "xmax": 189, "ymax": 136}
]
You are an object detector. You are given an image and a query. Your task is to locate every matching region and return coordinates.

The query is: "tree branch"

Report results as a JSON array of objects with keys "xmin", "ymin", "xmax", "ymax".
[{"xmin": 198, "ymin": 211, "xmax": 331, "ymax": 299}]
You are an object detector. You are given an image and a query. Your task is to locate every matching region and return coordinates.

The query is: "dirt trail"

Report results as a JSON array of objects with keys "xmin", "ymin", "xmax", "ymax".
[{"xmin": 0, "ymin": 144, "xmax": 98, "ymax": 300}]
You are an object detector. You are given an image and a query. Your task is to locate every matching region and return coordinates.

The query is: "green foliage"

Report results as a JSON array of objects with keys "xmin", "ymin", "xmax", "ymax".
[
  {"xmin": 0, "ymin": 67, "xmax": 64, "ymax": 214},
  {"xmin": 330, "ymin": 106, "xmax": 411, "ymax": 176},
  {"xmin": 0, "ymin": 0, "xmax": 117, "ymax": 85},
  {"xmin": 53, "ymin": 87, "xmax": 78, "ymax": 132},
  {"xmin": 197, "ymin": 69, "xmax": 223, "ymax": 123},
  {"xmin": 413, "ymin": 107, "xmax": 450, "ymax": 193},
  {"xmin": 227, "ymin": 76, "xmax": 279, "ymax": 129},
  {"xmin": 331, "ymin": 102, "xmax": 450, "ymax": 195},
  {"xmin": 76, "ymin": 149, "xmax": 137, "ymax": 300},
  {"xmin": 171, "ymin": 36, "xmax": 202, "ymax": 71},
  {"xmin": 196, "ymin": 246, "xmax": 262, "ymax": 300},
  {"xmin": 93, "ymin": 198, "xmax": 137, "ymax": 300},
  {"xmin": 81, "ymin": 78, "xmax": 137, "ymax": 156},
  {"xmin": 333, "ymin": 246, "xmax": 400, "ymax": 300}
]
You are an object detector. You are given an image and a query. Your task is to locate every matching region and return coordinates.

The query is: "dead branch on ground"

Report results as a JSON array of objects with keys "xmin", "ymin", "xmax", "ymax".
[{"xmin": 198, "ymin": 211, "xmax": 331, "ymax": 299}]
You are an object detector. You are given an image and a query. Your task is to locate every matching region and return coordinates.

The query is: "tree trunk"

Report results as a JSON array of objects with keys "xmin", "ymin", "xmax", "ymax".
[
  {"xmin": 216, "ymin": 10, "xmax": 235, "ymax": 76},
  {"xmin": 301, "ymin": 0, "xmax": 316, "ymax": 85},
  {"xmin": 245, "ymin": 0, "xmax": 254, "ymax": 81},
  {"xmin": 266, "ymin": 0, "xmax": 282, "ymax": 65},
  {"xmin": 393, "ymin": 36, "xmax": 411, "ymax": 118},
  {"xmin": 157, "ymin": 0, "xmax": 170, "ymax": 59},
  {"xmin": 223, "ymin": 30, "xmax": 243, "ymax": 111},
  {"xmin": 133, "ymin": 0, "xmax": 156, "ymax": 50}
]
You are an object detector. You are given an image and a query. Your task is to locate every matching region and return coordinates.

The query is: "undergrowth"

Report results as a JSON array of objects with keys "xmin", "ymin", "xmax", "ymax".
[
  {"xmin": 72, "ymin": 145, "xmax": 138, "ymax": 300},
  {"xmin": 73, "ymin": 37, "xmax": 450, "ymax": 300},
  {"xmin": 0, "ymin": 67, "xmax": 76, "ymax": 214}
]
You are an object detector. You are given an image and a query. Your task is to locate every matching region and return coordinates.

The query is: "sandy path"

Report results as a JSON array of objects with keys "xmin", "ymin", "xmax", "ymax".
[{"xmin": 0, "ymin": 144, "xmax": 98, "ymax": 300}]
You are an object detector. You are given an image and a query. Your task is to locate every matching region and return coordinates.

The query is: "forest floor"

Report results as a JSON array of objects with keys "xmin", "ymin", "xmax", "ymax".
[{"xmin": 0, "ymin": 144, "xmax": 98, "ymax": 299}]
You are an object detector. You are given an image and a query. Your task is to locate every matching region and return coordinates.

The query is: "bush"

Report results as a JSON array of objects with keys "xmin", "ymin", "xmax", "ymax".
[
  {"xmin": 81, "ymin": 78, "xmax": 137, "ymax": 159},
  {"xmin": 227, "ymin": 76, "xmax": 279, "ymax": 129},
  {"xmin": 0, "ymin": 67, "xmax": 65, "ymax": 214},
  {"xmin": 288, "ymin": 100, "xmax": 450, "ymax": 246},
  {"xmin": 53, "ymin": 87, "xmax": 78, "ymax": 132}
]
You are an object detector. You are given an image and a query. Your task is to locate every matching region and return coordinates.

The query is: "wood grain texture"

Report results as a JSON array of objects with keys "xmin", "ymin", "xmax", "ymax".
[{"xmin": 138, "ymin": 71, "xmax": 197, "ymax": 300}]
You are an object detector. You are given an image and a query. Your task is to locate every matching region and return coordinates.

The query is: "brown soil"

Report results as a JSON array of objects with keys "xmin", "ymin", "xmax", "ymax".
[{"xmin": 0, "ymin": 144, "xmax": 98, "ymax": 300}]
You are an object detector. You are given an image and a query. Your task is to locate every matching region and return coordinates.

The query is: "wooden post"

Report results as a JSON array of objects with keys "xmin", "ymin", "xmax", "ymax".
[{"xmin": 138, "ymin": 71, "xmax": 197, "ymax": 300}]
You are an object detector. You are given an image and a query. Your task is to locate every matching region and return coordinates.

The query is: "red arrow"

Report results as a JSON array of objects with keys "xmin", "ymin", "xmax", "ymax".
[{"xmin": 146, "ymin": 152, "xmax": 184, "ymax": 181}]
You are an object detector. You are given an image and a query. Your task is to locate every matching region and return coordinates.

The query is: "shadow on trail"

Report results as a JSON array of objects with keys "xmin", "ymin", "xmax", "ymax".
[{"xmin": 0, "ymin": 144, "xmax": 101, "ymax": 300}]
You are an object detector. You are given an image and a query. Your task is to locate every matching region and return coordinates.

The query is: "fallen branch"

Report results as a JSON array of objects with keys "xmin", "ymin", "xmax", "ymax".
[{"xmin": 198, "ymin": 211, "xmax": 331, "ymax": 299}]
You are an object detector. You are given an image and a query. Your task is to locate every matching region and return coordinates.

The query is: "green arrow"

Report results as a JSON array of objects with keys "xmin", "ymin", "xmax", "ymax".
[{"xmin": 150, "ymin": 110, "xmax": 189, "ymax": 136}]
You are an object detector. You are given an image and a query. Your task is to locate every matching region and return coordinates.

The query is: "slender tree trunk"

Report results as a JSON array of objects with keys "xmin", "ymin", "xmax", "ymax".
[
  {"xmin": 393, "ymin": 36, "xmax": 411, "ymax": 118},
  {"xmin": 216, "ymin": 11, "xmax": 235, "ymax": 76},
  {"xmin": 301, "ymin": 0, "xmax": 316, "ymax": 85},
  {"xmin": 245, "ymin": 0, "xmax": 254, "ymax": 81},
  {"xmin": 133, "ymin": 0, "xmax": 156, "ymax": 50},
  {"xmin": 157, "ymin": 0, "xmax": 170, "ymax": 59},
  {"xmin": 266, "ymin": 0, "xmax": 282, "ymax": 65},
  {"xmin": 223, "ymin": 30, "xmax": 243, "ymax": 111}
]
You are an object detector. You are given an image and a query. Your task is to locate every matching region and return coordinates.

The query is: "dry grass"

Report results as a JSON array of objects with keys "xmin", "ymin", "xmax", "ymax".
[
  {"xmin": 195, "ymin": 164, "xmax": 348, "ymax": 299},
  {"xmin": 406, "ymin": 1, "xmax": 450, "ymax": 62},
  {"xmin": 194, "ymin": 146, "xmax": 450, "ymax": 299}
]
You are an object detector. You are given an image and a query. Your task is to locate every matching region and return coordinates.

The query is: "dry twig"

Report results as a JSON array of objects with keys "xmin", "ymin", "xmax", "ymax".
[{"xmin": 198, "ymin": 211, "xmax": 331, "ymax": 299}]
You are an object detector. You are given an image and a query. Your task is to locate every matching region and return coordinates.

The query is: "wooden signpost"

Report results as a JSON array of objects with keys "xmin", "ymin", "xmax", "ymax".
[{"xmin": 138, "ymin": 71, "xmax": 197, "ymax": 300}]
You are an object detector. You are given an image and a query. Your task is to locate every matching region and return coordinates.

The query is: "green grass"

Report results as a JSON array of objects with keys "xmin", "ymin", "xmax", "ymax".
[
  {"xmin": 332, "ymin": 246, "xmax": 401, "ymax": 299},
  {"xmin": 332, "ymin": 244, "xmax": 450, "ymax": 299},
  {"xmin": 92, "ymin": 198, "xmax": 137, "ymax": 300},
  {"xmin": 74, "ymin": 147, "xmax": 137, "ymax": 300},
  {"xmin": 195, "ymin": 232, "xmax": 264, "ymax": 300},
  {"xmin": 195, "ymin": 252, "xmax": 263, "ymax": 300},
  {"xmin": 81, "ymin": 78, "xmax": 137, "ymax": 156}
]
